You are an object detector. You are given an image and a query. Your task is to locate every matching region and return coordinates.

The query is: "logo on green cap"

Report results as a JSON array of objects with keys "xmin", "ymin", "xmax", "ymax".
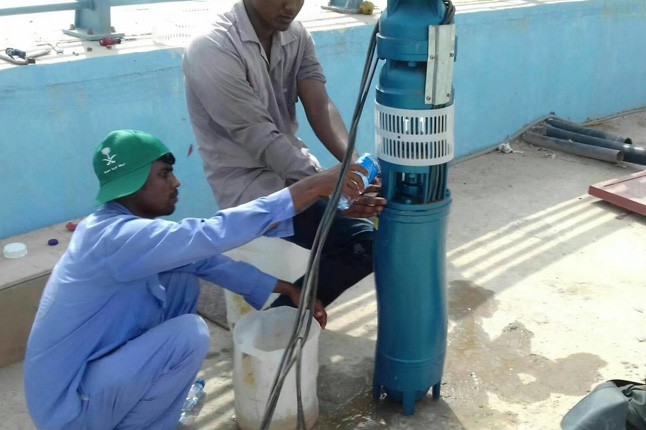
[
  {"xmin": 93, "ymin": 130, "xmax": 171, "ymax": 205},
  {"xmin": 101, "ymin": 147, "xmax": 117, "ymax": 166}
]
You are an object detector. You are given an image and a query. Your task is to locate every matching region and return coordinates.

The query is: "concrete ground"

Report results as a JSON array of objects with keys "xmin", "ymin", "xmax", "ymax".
[{"xmin": 1, "ymin": 109, "xmax": 644, "ymax": 429}]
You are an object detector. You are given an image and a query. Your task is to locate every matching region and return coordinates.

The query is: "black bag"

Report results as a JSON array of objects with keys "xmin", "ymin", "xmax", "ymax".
[{"xmin": 561, "ymin": 379, "xmax": 646, "ymax": 430}]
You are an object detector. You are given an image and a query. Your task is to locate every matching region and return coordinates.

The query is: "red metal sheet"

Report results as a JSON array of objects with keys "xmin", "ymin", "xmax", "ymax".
[{"xmin": 588, "ymin": 170, "xmax": 646, "ymax": 216}]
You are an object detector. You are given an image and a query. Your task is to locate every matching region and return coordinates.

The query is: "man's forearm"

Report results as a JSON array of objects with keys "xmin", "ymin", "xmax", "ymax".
[
  {"xmin": 274, "ymin": 280, "xmax": 297, "ymax": 300},
  {"xmin": 299, "ymin": 79, "xmax": 358, "ymax": 162},
  {"xmin": 315, "ymin": 101, "xmax": 354, "ymax": 162},
  {"xmin": 288, "ymin": 175, "xmax": 328, "ymax": 213},
  {"xmin": 287, "ymin": 164, "xmax": 362, "ymax": 214}
]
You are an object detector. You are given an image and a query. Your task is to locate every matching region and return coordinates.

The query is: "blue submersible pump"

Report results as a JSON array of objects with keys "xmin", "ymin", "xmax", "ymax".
[{"xmin": 372, "ymin": 0, "xmax": 456, "ymax": 415}]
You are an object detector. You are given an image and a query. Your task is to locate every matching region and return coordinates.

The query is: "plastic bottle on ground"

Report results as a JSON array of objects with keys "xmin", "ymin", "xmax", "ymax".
[
  {"xmin": 179, "ymin": 379, "xmax": 205, "ymax": 426},
  {"xmin": 338, "ymin": 153, "xmax": 381, "ymax": 210}
]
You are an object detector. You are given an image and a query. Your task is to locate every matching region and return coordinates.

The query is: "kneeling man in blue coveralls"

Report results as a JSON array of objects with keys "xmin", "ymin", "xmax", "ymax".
[{"xmin": 23, "ymin": 130, "xmax": 366, "ymax": 429}]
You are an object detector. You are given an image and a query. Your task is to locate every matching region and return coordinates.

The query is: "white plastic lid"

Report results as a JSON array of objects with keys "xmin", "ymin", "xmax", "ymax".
[{"xmin": 3, "ymin": 242, "xmax": 28, "ymax": 259}]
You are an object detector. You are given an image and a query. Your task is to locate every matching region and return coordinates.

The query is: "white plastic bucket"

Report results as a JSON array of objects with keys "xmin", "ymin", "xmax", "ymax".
[
  {"xmin": 233, "ymin": 307, "xmax": 320, "ymax": 430},
  {"xmin": 224, "ymin": 237, "xmax": 309, "ymax": 331}
]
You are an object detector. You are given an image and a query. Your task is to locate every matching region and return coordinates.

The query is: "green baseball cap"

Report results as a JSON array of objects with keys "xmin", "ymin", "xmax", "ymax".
[{"xmin": 93, "ymin": 130, "xmax": 171, "ymax": 205}]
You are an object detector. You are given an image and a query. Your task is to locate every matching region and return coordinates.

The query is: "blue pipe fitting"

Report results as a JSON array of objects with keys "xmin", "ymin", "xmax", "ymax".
[{"xmin": 377, "ymin": 0, "xmax": 447, "ymax": 62}]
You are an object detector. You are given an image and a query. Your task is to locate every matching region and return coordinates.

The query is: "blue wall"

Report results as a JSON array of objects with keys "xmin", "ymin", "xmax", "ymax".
[{"xmin": 1, "ymin": 0, "xmax": 645, "ymax": 239}]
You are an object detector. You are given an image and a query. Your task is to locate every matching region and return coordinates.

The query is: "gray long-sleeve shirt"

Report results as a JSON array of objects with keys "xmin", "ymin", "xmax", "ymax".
[{"xmin": 183, "ymin": 1, "xmax": 324, "ymax": 209}]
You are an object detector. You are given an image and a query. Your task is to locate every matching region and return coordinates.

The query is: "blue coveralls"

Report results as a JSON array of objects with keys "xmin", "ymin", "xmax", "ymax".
[{"xmin": 24, "ymin": 189, "xmax": 296, "ymax": 430}]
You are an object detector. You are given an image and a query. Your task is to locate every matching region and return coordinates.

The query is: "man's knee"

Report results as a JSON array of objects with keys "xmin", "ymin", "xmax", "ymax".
[{"xmin": 171, "ymin": 314, "xmax": 210, "ymax": 361}]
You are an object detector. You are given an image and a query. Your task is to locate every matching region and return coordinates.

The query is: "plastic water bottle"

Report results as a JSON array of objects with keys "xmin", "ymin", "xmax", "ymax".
[
  {"xmin": 338, "ymin": 153, "xmax": 381, "ymax": 210},
  {"xmin": 179, "ymin": 379, "xmax": 205, "ymax": 426}
]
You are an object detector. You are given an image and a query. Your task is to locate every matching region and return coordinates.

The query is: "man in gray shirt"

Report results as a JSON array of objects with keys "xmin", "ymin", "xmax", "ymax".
[{"xmin": 183, "ymin": 0, "xmax": 387, "ymax": 308}]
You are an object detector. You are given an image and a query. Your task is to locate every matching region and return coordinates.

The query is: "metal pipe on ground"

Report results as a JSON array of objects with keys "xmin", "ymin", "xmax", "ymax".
[
  {"xmin": 522, "ymin": 132, "xmax": 624, "ymax": 163},
  {"xmin": 546, "ymin": 117, "xmax": 633, "ymax": 144},
  {"xmin": 543, "ymin": 124, "xmax": 646, "ymax": 165}
]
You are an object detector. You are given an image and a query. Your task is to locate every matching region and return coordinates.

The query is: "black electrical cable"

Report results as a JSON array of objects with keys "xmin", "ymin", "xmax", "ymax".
[
  {"xmin": 261, "ymin": 28, "xmax": 380, "ymax": 428},
  {"xmin": 438, "ymin": 0, "xmax": 454, "ymax": 202},
  {"xmin": 259, "ymin": 23, "xmax": 381, "ymax": 430},
  {"xmin": 295, "ymin": 337, "xmax": 305, "ymax": 426},
  {"xmin": 442, "ymin": 0, "xmax": 455, "ymax": 24}
]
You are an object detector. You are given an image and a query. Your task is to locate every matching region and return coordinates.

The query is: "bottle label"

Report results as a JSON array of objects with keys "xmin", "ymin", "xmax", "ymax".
[{"xmin": 338, "ymin": 153, "xmax": 380, "ymax": 210}]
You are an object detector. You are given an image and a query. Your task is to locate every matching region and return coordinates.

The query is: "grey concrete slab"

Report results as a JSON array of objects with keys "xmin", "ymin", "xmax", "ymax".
[{"xmin": 1, "ymin": 109, "xmax": 644, "ymax": 429}]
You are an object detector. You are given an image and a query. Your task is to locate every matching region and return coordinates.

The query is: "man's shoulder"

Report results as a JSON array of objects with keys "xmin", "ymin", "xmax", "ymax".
[
  {"xmin": 207, "ymin": 2, "xmax": 250, "ymax": 44},
  {"xmin": 185, "ymin": 11, "xmax": 240, "ymax": 58},
  {"xmin": 211, "ymin": 7, "xmax": 238, "ymax": 37},
  {"xmin": 86, "ymin": 205, "xmax": 146, "ymax": 236}
]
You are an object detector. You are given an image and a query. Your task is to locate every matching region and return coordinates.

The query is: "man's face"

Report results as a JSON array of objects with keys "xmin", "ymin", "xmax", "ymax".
[
  {"xmin": 130, "ymin": 160, "xmax": 180, "ymax": 218},
  {"xmin": 248, "ymin": 0, "xmax": 304, "ymax": 32}
]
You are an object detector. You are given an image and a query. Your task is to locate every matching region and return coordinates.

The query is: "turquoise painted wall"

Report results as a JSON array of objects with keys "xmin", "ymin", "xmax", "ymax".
[
  {"xmin": 0, "ymin": 50, "xmax": 215, "ymax": 240},
  {"xmin": 1, "ymin": 0, "xmax": 644, "ymax": 239}
]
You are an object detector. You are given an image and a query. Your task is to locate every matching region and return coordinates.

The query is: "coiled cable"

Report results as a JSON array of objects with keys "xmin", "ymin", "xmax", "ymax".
[{"xmin": 259, "ymin": 22, "xmax": 381, "ymax": 430}]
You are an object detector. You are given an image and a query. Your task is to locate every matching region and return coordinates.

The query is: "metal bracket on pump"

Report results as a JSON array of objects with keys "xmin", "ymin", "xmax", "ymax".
[
  {"xmin": 62, "ymin": 0, "xmax": 124, "ymax": 41},
  {"xmin": 424, "ymin": 24, "xmax": 456, "ymax": 105}
]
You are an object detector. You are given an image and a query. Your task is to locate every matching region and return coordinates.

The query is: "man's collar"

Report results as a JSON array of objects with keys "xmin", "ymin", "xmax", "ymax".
[{"xmin": 101, "ymin": 201, "xmax": 134, "ymax": 216}]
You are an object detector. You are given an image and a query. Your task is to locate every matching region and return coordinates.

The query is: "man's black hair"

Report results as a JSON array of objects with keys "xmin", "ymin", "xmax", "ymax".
[{"xmin": 159, "ymin": 153, "xmax": 176, "ymax": 165}]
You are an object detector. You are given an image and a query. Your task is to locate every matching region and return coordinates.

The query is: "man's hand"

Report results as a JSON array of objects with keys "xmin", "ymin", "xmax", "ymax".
[
  {"xmin": 320, "ymin": 163, "xmax": 369, "ymax": 199},
  {"xmin": 341, "ymin": 194, "xmax": 387, "ymax": 218},
  {"xmin": 274, "ymin": 280, "xmax": 328, "ymax": 329},
  {"xmin": 340, "ymin": 182, "xmax": 388, "ymax": 218},
  {"xmin": 288, "ymin": 163, "xmax": 368, "ymax": 214},
  {"xmin": 287, "ymin": 290, "xmax": 327, "ymax": 330}
]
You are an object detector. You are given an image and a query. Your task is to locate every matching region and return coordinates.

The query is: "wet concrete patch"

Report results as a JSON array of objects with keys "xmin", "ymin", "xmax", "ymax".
[
  {"xmin": 318, "ymin": 362, "xmax": 370, "ymax": 409},
  {"xmin": 317, "ymin": 377, "xmax": 465, "ymax": 429},
  {"xmin": 444, "ymin": 280, "xmax": 607, "ymax": 425}
]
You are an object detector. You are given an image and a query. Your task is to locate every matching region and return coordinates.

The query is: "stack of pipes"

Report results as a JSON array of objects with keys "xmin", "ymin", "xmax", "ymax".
[{"xmin": 522, "ymin": 116, "xmax": 645, "ymax": 165}]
